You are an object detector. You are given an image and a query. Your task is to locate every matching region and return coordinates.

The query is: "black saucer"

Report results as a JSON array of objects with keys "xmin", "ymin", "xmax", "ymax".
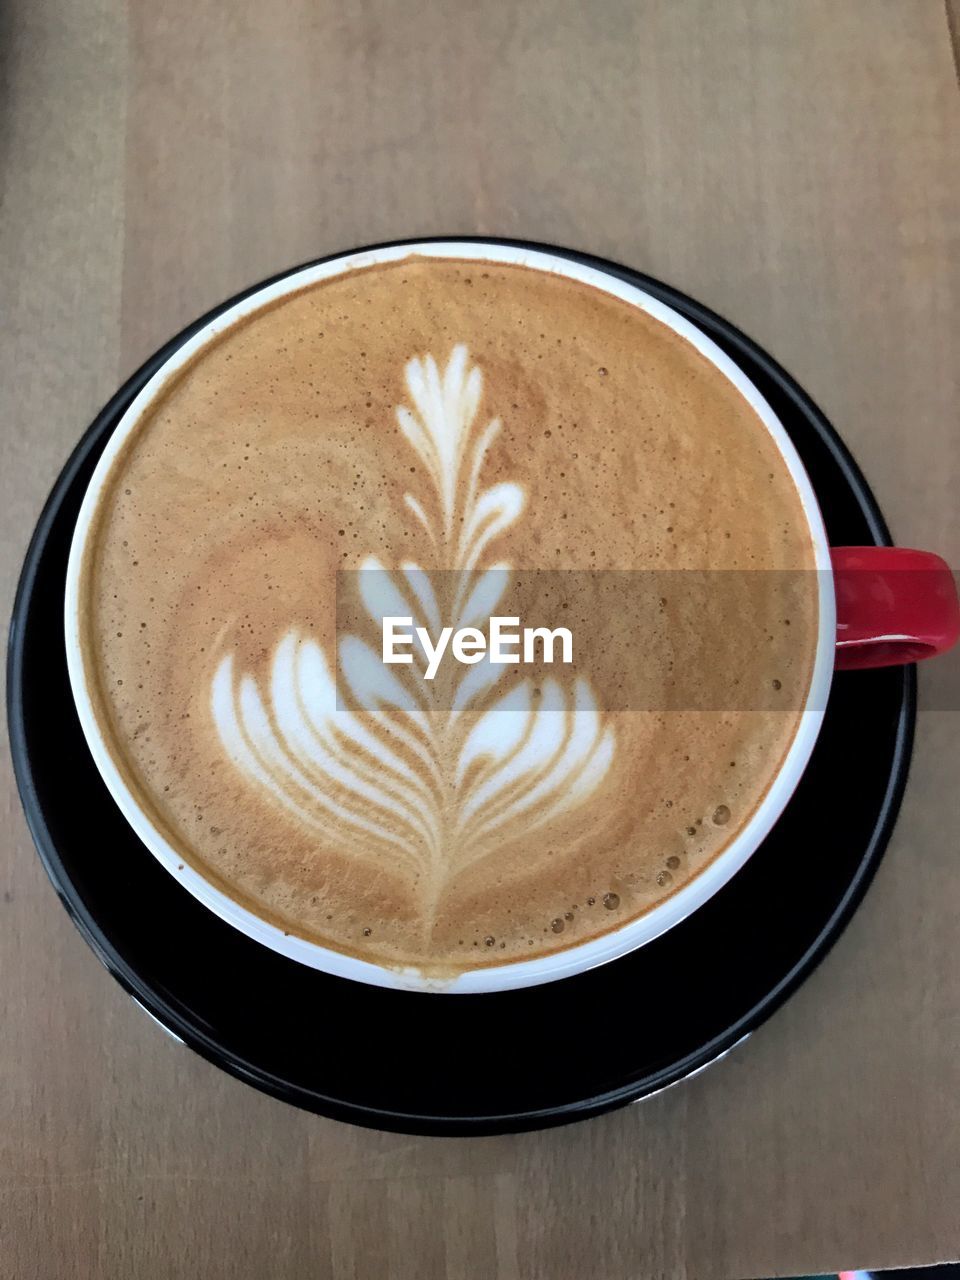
[{"xmin": 7, "ymin": 241, "xmax": 914, "ymax": 1135}]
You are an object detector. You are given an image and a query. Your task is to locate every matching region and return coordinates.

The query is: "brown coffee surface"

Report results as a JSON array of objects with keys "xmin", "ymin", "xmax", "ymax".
[{"xmin": 78, "ymin": 257, "xmax": 818, "ymax": 973}]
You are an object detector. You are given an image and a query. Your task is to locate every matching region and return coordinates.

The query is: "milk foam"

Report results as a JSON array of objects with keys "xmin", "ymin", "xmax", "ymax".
[
  {"xmin": 78, "ymin": 258, "xmax": 818, "ymax": 971},
  {"xmin": 211, "ymin": 347, "xmax": 616, "ymax": 921}
]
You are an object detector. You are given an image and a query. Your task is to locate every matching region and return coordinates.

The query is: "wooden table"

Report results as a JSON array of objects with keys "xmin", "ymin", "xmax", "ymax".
[{"xmin": 2, "ymin": 3, "xmax": 958, "ymax": 1276}]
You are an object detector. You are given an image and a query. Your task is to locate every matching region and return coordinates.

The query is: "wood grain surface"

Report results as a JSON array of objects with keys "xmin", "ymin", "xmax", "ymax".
[{"xmin": 2, "ymin": 3, "xmax": 959, "ymax": 1277}]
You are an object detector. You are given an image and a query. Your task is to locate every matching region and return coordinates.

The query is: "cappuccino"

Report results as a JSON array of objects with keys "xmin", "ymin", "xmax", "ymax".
[{"xmin": 74, "ymin": 257, "xmax": 818, "ymax": 973}]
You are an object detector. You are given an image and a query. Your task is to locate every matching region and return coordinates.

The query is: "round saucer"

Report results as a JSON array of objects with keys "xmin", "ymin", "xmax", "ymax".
[{"xmin": 7, "ymin": 241, "xmax": 915, "ymax": 1135}]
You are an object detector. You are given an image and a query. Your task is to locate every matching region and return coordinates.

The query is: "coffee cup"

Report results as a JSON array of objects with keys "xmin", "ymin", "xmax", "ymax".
[{"xmin": 64, "ymin": 241, "xmax": 959, "ymax": 992}]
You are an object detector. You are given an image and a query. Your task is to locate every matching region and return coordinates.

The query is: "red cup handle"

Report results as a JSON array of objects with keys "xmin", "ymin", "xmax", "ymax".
[{"xmin": 832, "ymin": 547, "xmax": 960, "ymax": 670}]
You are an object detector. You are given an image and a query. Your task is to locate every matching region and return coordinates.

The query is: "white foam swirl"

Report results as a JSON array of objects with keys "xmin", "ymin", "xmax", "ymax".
[{"xmin": 211, "ymin": 346, "xmax": 617, "ymax": 911}]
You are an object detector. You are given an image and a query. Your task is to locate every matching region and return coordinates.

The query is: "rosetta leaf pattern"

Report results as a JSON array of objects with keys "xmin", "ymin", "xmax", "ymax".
[{"xmin": 211, "ymin": 346, "xmax": 615, "ymax": 910}]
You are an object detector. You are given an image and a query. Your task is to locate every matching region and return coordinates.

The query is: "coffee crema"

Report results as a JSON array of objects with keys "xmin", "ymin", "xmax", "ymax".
[{"xmin": 77, "ymin": 258, "xmax": 818, "ymax": 973}]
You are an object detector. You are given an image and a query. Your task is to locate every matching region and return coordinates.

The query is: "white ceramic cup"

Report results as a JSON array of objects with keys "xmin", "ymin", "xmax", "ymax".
[{"xmin": 65, "ymin": 241, "xmax": 835, "ymax": 994}]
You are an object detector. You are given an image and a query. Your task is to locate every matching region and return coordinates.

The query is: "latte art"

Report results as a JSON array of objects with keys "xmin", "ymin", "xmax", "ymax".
[
  {"xmin": 211, "ymin": 347, "xmax": 615, "ymax": 922},
  {"xmin": 74, "ymin": 256, "xmax": 819, "ymax": 973}
]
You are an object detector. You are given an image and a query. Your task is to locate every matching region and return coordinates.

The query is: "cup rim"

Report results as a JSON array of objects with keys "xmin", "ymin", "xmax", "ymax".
[{"xmin": 64, "ymin": 239, "xmax": 836, "ymax": 993}]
